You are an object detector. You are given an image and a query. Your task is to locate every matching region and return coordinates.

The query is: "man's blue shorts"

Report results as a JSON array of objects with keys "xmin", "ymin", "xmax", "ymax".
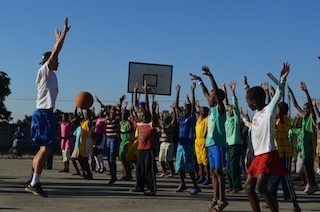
[
  {"xmin": 31, "ymin": 109, "xmax": 56, "ymax": 149},
  {"xmin": 175, "ymin": 144, "xmax": 195, "ymax": 173},
  {"xmin": 208, "ymin": 145, "xmax": 227, "ymax": 169}
]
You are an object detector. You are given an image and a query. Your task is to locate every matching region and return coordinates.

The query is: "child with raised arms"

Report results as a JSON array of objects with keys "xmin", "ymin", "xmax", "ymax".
[{"xmin": 244, "ymin": 62, "xmax": 291, "ymax": 212}]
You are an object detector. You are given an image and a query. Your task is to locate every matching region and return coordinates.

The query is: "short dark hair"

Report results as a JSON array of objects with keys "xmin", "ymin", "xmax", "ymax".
[
  {"xmin": 39, "ymin": 51, "xmax": 52, "ymax": 65},
  {"xmin": 279, "ymin": 102, "xmax": 289, "ymax": 114},
  {"xmin": 210, "ymin": 89, "xmax": 226, "ymax": 100},
  {"xmin": 246, "ymin": 86, "xmax": 266, "ymax": 104}
]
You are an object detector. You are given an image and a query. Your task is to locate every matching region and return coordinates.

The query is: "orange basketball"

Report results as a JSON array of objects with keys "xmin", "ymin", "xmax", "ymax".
[{"xmin": 75, "ymin": 91, "xmax": 94, "ymax": 109}]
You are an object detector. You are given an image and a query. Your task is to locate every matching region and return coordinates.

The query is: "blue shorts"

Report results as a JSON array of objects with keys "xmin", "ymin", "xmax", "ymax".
[
  {"xmin": 31, "ymin": 109, "xmax": 56, "ymax": 149},
  {"xmin": 175, "ymin": 144, "xmax": 195, "ymax": 173},
  {"xmin": 208, "ymin": 145, "xmax": 227, "ymax": 169}
]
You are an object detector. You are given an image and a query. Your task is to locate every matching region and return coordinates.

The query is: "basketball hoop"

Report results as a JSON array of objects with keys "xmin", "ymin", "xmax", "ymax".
[{"xmin": 147, "ymin": 87, "xmax": 157, "ymax": 94}]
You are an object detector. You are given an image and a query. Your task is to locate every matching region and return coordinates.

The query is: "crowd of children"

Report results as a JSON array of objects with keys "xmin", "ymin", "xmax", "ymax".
[
  {"xmin": 53, "ymin": 63, "xmax": 320, "ymax": 212},
  {"xmin": 25, "ymin": 19, "xmax": 319, "ymax": 211}
]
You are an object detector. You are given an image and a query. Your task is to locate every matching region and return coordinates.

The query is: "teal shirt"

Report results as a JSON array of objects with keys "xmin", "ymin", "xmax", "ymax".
[
  {"xmin": 225, "ymin": 96, "xmax": 241, "ymax": 146},
  {"xmin": 206, "ymin": 105, "xmax": 227, "ymax": 148}
]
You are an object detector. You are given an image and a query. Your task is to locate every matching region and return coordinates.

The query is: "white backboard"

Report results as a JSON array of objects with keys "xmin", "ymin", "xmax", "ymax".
[{"xmin": 127, "ymin": 62, "xmax": 173, "ymax": 95}]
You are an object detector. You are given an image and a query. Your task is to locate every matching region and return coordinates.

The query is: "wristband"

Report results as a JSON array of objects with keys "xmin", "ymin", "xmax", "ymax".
[{"xmin": 198, "ymin": 81, "xmax": 203, "ymax": 85}]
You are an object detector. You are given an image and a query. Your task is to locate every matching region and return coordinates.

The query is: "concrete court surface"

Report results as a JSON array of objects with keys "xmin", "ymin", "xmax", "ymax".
[{"xmin": 0, "ymin": 158, "xmax": 319, "ymax": 212}]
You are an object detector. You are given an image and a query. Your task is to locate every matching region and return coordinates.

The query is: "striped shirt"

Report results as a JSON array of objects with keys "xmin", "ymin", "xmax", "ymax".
[
  {"xmin": 159, "ymin": 122, "xmax": 174, "ymax": 143},
  {"xmin": 106, "ymin": 118, "xmax": 119, "ymax": 138},
  {"xmin": 275, "ymin": 115, "xmax": 293, "ymax": 158}
]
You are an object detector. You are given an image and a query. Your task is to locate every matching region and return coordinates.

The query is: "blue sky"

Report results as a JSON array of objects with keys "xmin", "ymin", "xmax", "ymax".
[{"xmin": 1, "ymin": 1, "xmax": 320, "ymax": 122}]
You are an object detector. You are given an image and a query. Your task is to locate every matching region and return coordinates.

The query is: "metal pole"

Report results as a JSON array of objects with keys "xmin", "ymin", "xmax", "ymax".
[{"xmin": 288, "ymin": 91, "xmax": 291, "ymax": 118}]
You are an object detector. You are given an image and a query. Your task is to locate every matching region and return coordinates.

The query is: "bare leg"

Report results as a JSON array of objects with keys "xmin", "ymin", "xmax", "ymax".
[
  {"xmin": 71, "ymin": 158, "xmax": 80, "ymax": 174},
  {"xmin": 244, "ymin": 174, "xmax": 260, "ymax": 212},
  {"xmin": 168, "ymin": 161, "xmax": 175, "ymax": 175},
  {"xmin": 256, "ymin": 173, "xmax": 278, "ymax": 212},
  {"xmin": 160, "ymin": 161, "xmax": 167, "ymax": 175},
  {"xmin": 198, "ymin": 164, "xmax": 204, "ymax": 181},
  {"xmin": 33, "ymin": 146, "xmax": 53, "ymax": 175},
  {"xmin": 211, "ymin": 168, "xmax": 219, "ymax": 200},
  {"xmin": 215, "ymin": 168, "xmax": 226, "ymax": 201}
]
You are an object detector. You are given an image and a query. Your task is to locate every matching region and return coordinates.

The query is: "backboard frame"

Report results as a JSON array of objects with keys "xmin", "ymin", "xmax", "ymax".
[{"xmin": 127, "ymin": 62, "xmax": 173, "ymax": 96}]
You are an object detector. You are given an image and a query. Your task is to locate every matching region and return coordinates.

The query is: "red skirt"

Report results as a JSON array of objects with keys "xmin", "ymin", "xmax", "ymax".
[{"xmin": 246, "ymin": 150, "xmax": 289, "ymax": 178}]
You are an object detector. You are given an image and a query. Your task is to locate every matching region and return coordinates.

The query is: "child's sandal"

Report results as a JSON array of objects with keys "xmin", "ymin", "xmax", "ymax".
[{"xmin": 207, "ymin": 199, "xmax": 218, "ymax": 211}]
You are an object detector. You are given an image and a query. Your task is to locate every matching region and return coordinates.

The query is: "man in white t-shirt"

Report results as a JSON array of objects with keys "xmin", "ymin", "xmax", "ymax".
[{"xmin": 25, "ymin": 17, "xmax": 71, "ymax": 197}]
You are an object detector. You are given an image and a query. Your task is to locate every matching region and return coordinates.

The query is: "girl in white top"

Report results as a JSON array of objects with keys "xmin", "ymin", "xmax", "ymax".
[{"xmin": 244, "ymin": 62, "xmax": 291, "ymax": 212}]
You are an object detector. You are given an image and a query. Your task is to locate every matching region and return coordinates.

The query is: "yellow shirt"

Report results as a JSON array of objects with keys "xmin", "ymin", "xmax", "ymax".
[
  {"xmin": 195, "ymin": 117, "xmax": 207, "ymax": 142},
  {"xmin": 79, "ymin": 120, "xmax": 93, "ymax": 157},
  {"xmin": 275, "ymin": 115, "xmax": 293, "ymax": 158}
]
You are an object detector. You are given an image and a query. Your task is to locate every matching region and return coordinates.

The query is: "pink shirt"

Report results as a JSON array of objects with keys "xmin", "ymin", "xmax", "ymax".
[
  {"xmin": 95, "ymin": 118, "xmax": 106, "ymax": 134},
  {"xmin": 60, "ymin": 122, "xmax": 73, "ymax": 149}
]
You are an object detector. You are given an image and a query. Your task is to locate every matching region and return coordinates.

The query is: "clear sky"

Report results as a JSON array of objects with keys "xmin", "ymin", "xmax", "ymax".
[{"xmin": 1, "ymin": 1, "xmax": 320, "ymax": 122}]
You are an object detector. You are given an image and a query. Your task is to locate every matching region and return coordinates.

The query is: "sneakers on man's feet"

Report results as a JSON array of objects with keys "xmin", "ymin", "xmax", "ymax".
[
  {"xmin": 25, "ymin": 183, "xmax": 48, "ymax": 197},
  {"xmin": 24, "ymin": 180, "xmax": 31, "ymax": 188}
]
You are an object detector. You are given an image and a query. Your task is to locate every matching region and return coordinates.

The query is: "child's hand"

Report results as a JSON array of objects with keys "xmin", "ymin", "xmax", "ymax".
[{"xmin": 280, "ymin": 62, "xmax": 290, "ymax": 80}]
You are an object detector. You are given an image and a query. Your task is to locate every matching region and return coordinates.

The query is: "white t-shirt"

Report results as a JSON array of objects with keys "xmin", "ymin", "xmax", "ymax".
[
  {"xmin": 251, "ymin": 79, "xmax": 285, "ymax": 156},
  {"xmin": 35, "ymin": 62, "xmax": 58, "ymax": 109}
]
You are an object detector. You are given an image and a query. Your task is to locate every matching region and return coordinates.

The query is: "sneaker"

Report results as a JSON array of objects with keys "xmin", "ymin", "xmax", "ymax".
[
  {"xmin": 316, "ymin": 168, "xmax": 320, "ymax": 175},
  {"xmin": 175, "ymin": 185, "xmax": 188, "ymax": 192},
  {"xmin": 307, "ymin": 184, "xmax": 319, "ymax": 195},
  {"xmin": 24, "ymin": 180, "xmax": 31, "ymax": 188},
  {"xmin": 196, "ymin": 178, "xmax": 205, "ymax": 184},
  {"xmin": 168, "ymin": 174, "xmax": 174, "ymax": 178},
  {"xmin": 25, "ymin": 183, "xmax": 48, "ymax": 197},
  {"xmin": 144, "ymin": 190, "xmax": 156, "ymax": 196},
  {"xmin": 189, "ymin": 187, "xmax": 201, "ymax": 195},
  {"xmin": 303, "ymin": 184, "xmax": 310, "ymax": 193},
  {"xmin": 202, "ymin": 179, "xmax": 212, "ymax": 185}
]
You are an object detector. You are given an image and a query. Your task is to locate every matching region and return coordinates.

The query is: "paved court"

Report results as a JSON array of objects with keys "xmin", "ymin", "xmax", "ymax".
[{"xmin": 0, "ymin": 158, "xmax": 319, "ymax": 212}]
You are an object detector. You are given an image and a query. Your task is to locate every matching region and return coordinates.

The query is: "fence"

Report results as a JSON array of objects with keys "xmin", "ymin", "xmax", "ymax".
[{"xmin": 0, "ymin": 123, "xmax": 34, "ymax": 148}]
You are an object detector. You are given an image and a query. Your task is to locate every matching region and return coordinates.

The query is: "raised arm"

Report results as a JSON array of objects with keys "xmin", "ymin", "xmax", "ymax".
[
  {"xmin": 201, "ymin": 65, "xmax": 224, "ymax": 113},
  {"xmin": 222, "ymin": 82, "xmax": 229, "ymax": 105},
  {"xmin": 229, "ymin": 81, "xmax": 240, "ymax": 118},
  {"xmin": 191, "ymin": 82, "xmax": 196, "ymax": 114},
  {"xmin": 95, "ymin": 95, "xmax": 105, "ymax": 109},
  {"xmin": 189, "ymin": 73, "xmax": 210, "ymax": 101},
  {"xmin": 312, "ymin": 98, "xmax": 320, "ymax": 118},
  {"xmin": 262, "ymin": 82, "xmax": 271, "ymax": 104},
  {"xmin": 142, "ymin": 80, "xmax": 150, "ymax": 112},
  {"xmin": 267, "ymin": 62, "xmax": 290, "ymax": 113},
  {"xmin": 244, "ymin": 75, "xmax": 250, "ymax": 91},
  {"xmin": 47, "ymin": 17, "xmax": 71, "ymax": 70},
  {"xmin": 301, "ymin": 81, "xmax": 316, "ymax": 120},
  {"xmin": 175, "ymin": 84, "xmax": 181, "ymax": 114},
  {"xmin": 119, "ymin": 95, "xmax": 125, "ymax": 111},
  {"xmin": 171, "ymin": 103, "xmax": 178, "ymax": 126},
  {"xmin": 133, "ymin": 83, "xmax": 139, "ymax": 111},
  {"xmin": 287, "ymin": 85, "xmax": 304, "ymax": 115}
]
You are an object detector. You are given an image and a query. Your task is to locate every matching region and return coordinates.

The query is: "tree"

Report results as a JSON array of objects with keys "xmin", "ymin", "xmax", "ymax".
[
  {"xmin": 16, "ymin": 114, "xmax": 32, "ymax": 125},
  {"xmin": 0, "ymin": 71, "xmax": 12, "ymax": 122}
]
